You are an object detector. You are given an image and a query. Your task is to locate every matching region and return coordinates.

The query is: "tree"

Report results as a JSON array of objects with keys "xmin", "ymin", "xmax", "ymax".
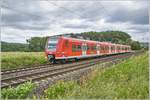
[
  {"xmin": 26, "ymin": 37, "xmax": 48, "ymax": 52},
  {"xmin": 1, "ymin": 41, "xmax": 28, "ymax": 52},
  {"xmin": 130, "ymin": 41, "xmax": 141, "ymax": 50}
]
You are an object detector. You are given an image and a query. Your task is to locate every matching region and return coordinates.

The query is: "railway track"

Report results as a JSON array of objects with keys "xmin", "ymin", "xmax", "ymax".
[
  {"xmin": 1, "ymin": 56, "xmax": 100, "ymax": 75},
  {"xmin": 1, "ymin": 52, "xmax": 141, "ymax": 88},
  {"xmin": 1, "ymin": 52, "xmax": 133, "ymax": 75}
]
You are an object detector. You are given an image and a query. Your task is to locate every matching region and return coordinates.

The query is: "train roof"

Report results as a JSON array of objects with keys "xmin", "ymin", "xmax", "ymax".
[{"xmin": 60, "ymin": 36, "xmax": 130, "ymax": 47}]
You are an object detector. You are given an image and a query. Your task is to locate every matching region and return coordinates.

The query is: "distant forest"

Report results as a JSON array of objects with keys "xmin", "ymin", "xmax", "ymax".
[
  {"xmin": 1, "ymin": 42, "xmax": 29, "ymax": 52},
  {"xmin": 1, "ymin": 31, "xmax": 146, "ymax": 52}
]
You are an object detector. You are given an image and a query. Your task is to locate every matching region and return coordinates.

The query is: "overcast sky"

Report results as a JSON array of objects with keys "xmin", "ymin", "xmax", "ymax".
[{"xmin": 1, "ymin": 0, "xmax": 149, "ymax": 43}]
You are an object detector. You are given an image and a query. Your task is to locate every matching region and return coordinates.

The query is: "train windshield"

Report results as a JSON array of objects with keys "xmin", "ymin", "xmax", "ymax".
[{"xmin": 47, "ymin": 38, "xmax": 58, "ymax": 51}]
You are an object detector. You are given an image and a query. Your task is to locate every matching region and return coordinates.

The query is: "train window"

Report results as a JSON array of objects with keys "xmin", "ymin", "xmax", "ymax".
[
  {"xmin": 101, "ymin": 46, "xmax": 104, "ymax": 51},
  {"xmin": 103, "ymin": 46, "xmax": 105, "ymax": 50},
  {"xmin": 107, "ymin": 46, "xmax": 109, "ymax": 50},
  {"xmin": 77, "ymin": 45, "xmax": 81, "ymax": 51},
  {"xmin": 105, "ymin": 46, "xmax": 108, "ymax": 50},
  {"xmin": 101, "ymin": 46, "xmax": 103, "ymax": 50},
  {"xmin": 82, "ymin": 45, "xmax": 87, "ymax": 51},
  {"xmin": 47, "ymin": 40, "xmax": 58, "ymax": 51},
  {"xmin": 111, "ymin": 46, "xmax": 113, "ymax": 50},
  {"xmin": 72, "ymin": 44, "xmax": 76, "ymax": 52},
  {"xmin": 117, "ymin": 47, "xmax": 119, "ymax": 50},
  {"xmin": 87, "ymin": 45, "xmax": 90, "ymax": 50},
  {"xmin": 65, "ymin": 40, "xmax": 69, "ymax": 47},
  {"xmin": 94, "ymin": 46, "xmax": 97, "ymax": 50},
  {"xmin": 100, "ymin": 46, "xmax": 102, "ymax": 50},
  {"xmin": 48, "ymin": 43, "xmax": 57, "ymax": 51},
  {"xmin": 91, "ymin": 45, "xmax": 96, "ymax": 50},
  {"xmin": 104, "ymin": 46, "xmax": 106, "ymax": 50},
  {"xmin": 91, "ymin": 46, "xmax": 94, "ymax": 50},
  {"xmin": 102, "ymin": 46, "xmax": 104, "ymax": 50}
]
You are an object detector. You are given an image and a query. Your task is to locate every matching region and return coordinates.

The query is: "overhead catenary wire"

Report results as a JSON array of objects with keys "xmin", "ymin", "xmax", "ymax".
[
  {"xmin": 45, "ymin": 0, "xmax": 84, "ymax": 21},
  {"xmin": 46, "ymin": 0, "xmax": 115, "ymax": 31},
  {"xmin": 46, "ymin": 0, "xmax": 117, "ymax": 31},
  {"xmin": 2, "ymin": 0, "xmax": 82, "ymax": 27},
  {"xmin": 96, "ymin": 1, "xmax": 117, "ymax": 31},
  {"xmin": 2, "ymin": 0, "xmax": 118, "ymax": 36},
  {"xmin": 2, "ymin": 0, "xmax": 114, "ymax": 28}
]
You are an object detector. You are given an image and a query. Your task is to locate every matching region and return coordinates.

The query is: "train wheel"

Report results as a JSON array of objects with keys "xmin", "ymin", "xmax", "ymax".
[
  {"xmin": 61, "ymin": 59, "xmax": 66, "ymax": 64},
  {"xmin": 75, "ymin": 58, "xmax": 79, "ymax": 62}
]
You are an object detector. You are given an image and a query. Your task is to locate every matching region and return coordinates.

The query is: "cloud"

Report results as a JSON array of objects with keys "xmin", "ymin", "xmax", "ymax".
[
  {"xmin": 106, "ymin": 6, "xmax": 149, "ymax": 25},
  {"xmin": 1, "ymin": 0, "xmax": 149, "ymax": 43}
]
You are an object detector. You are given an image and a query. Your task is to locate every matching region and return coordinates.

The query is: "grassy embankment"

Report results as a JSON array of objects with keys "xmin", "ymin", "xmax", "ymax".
[
  {"xmin": 44, "ymin": 52, "xmax": 149, "ymax": 99},
  {"xmin": 1, "ymin": 52, "xmax": 48, "ymax": 70}
]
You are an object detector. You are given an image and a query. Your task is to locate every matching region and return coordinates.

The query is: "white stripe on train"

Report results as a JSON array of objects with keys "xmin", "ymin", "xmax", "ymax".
[{"xmin": 55, "ymin": 52, "xmax": 129, "ymax": 60}]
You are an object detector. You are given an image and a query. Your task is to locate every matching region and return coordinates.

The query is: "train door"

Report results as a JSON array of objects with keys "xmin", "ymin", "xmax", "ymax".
[
  {"xmin": 109, "ymin": 45, "xmax": 111, "ymax": 54},
  {"xmin": 96, "ymin": 44, "xmax": 100, "ymax": 55},
  {"xmin": 82, "ymin": 43, "xmax": 87, "ymax": 56},
  {"xmin": 115, "ymin": 45, "xmax": 117, "ymax": 53}
]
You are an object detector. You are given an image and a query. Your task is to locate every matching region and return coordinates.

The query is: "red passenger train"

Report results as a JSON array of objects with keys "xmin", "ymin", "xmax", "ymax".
[{"xmin": 45, "ymin": 36, "xmax": 131, "ymax": 63}]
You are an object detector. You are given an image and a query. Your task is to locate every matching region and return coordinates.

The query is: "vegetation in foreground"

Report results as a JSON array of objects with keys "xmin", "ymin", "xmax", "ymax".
[
  {"xmin": 44, "ymin": 52, "xmax": 149, "ymax": 99},
  {"xmin": 1, "ymin": 52, "xmax": 148, "ymax": 99},
  {"xmin": 1, "ymin": 82, "xmax": 35, "ymax": 99},
  {"xmin": 1, "ymin": 52, "xmax": 48, "ymax": 70}
]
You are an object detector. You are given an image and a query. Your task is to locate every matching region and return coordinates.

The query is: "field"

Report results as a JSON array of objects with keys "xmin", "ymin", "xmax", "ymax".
[
  {"xmin": 44, "ymin": 52, "xmax": 149, "ymax": 99},
  {"xmin": 1, "ymin": 52, "xmax": 48, "ymax": 70}
]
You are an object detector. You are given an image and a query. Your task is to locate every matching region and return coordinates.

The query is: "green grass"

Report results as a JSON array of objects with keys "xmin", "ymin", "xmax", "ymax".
[
  {"xmin": 44, "ymin": 52, "xmax": 149, "ymax": 99},
  {"xmin": 1, "ymin": 82, "xmax": 36, "ymax": 99},
  {"xmin": 1, "ymin": 52, "xmax": 48, "ymax": 70},
  {"xmin": 44, "ymin": 81, "xmax": 80, "ymax": 99}
]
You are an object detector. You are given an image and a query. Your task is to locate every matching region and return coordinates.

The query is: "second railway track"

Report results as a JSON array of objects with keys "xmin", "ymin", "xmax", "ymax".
[{"xmin": 1, "ymin": 52, "xmax": 141, "ymax": 88}]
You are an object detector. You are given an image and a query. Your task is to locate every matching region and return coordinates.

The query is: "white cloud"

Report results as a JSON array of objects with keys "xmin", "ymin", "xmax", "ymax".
[{"xmin": 1, "ymin": 0, "xmax": 149, "ymax": 43}]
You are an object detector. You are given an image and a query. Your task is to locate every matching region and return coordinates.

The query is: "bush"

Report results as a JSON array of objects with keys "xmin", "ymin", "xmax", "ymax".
[
  {"xmin": 1, "ymin": 82, "xmax": 36, "ymax": 99},
  {"xmin": 44, "ymin": 81, "xmax": 79, "ymax": 99}
]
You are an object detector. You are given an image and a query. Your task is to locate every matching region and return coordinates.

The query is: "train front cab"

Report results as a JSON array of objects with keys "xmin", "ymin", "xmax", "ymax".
[{"xmin": 45, "ymin": 37, "xmax": 60, "ymax": 63}]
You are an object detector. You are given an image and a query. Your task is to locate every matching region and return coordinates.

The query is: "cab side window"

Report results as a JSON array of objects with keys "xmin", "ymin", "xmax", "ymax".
[
  {"xmin": 65, "ymin": 40, "xmax": 69, "ymax": 47},
  {"xmin": 101, "ymin": 46, "xmax": 104, "ymax": 51},
  {"xmin": 72, "ymin": 44, "xmax": 76, "ymax": 52},
  {"xmin": 77, "ymin": 45, "xmax": 81, "ymax": 51},
  {"xmin": 87, "ymin": 45, "xmax": 90, "ymax": 50}
]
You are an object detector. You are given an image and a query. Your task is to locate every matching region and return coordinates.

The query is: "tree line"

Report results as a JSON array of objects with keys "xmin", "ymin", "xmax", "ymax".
[{"xmin": 1, "ymin": 31, "xmax": 143, "ymax": 52}]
